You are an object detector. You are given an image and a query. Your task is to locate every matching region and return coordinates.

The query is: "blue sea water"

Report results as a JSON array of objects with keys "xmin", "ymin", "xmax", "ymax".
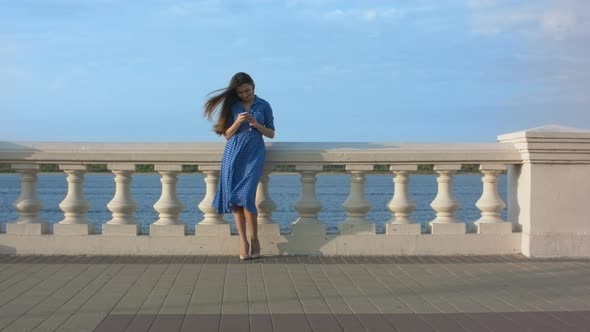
[{"xmin": 0, "ymin": 173, "xmax": 507, "ymax": 234}]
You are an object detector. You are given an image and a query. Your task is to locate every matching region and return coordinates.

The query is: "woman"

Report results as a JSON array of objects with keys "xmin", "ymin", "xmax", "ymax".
[{"xmin": 204, "ymin": 72, "xmax": 275, "ymax": 260}]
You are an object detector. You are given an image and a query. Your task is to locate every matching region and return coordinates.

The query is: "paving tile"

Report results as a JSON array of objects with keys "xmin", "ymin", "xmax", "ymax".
[
  {"xmin": 57, "ymin": 264, "xmax": 148, "ymax": 330},
  {"xmin": 262, "ymin": 264, "xmax": 311, "ymax": 331},
  {"xmin": 246, "ymin": 264, "xmax": 269, "ymax": 315},
  {"xmin": 217, "ymin": 255, "xmax": 230, "ymax": 264},
  {"xmin": 260, "ymin": 255, "xmax": 276, "ymax": 264},
  {"xmin": 445, "ymin": 313, "xmax": 492, "ymax": 332},
  {"xmin": 158, "ymin": 264, "xmax": 202, "ymax": 315},
  {"xmin": 33, "ymin": 264, "xmax": 125, "ymax": 332},
  {"xmin": 502, "ymin": 311, "xmax": 578, "ymax": 332},
  {"xmin": 305, "ymin": 265, "xmax": 365, "ymax": 331},
  {"xmin": 0, "ymin": 264, "xmax": 89, "ymax": 330},
  {"xmin": 219, "ymin": 314, "xmax": 250, "ymax": 332},
  {"xmin": 180, "ymin": 263, "xmax": 226, "ymax": 331},
  {"xmin": 304, "ymin": 314, "xmax": 342, "ymax": 332},
  {"xmin": 324, "ymin": 264, "xmax": 395, "ymax": 330},
  {"xmin": 374, "ymin": 264, "xmax": 441, "ymax": 314},
  {"xmin": 192, "ymin": 255, "xmax": 207, "ymax": 264},
  {"xmin": 419, "ymin": 313, "xmax": 469, "ymax": 332},
  {"xmin": 0, "ymin": 262, "xmax": 16, "ymax": 272},
  {"xmin": 0, "ymin": 263, "xmax": 48, "ymax": 293},
  {"xmin": 286, "ymin": 264, "xmax": 341, "ymax": 331},
  {"xmin": 125, "ymin": 264, "xmax": 183, "ymax": 331},
  {"xmin": 149, "ymin": 314, "xmax": 184, "ymax": 332},
  {"xmin": 0, "ymin": 264, "xmax": 65, "ymax": 307},
  {"xmin": 3, "ymin": 264, "xmax": 108, "ymax": 332},
  {"xmin": 318, "ymin": 255, "xmax": 334, "ymax": 264},
  {"xmin": 181, "ymin": 314, "xmax": 220, "ymax": 332},
  {"xmin": 220, "ymin": 264, "xmax": 248, "ymax": 331},
  {"xmin": 383, "ymin": 313, "xmax": 436, "ymax": 332},
  {"xmin": 110, "ymin": 265, "xmax": 169, "ymax": 316},
  {"xmin": 461, "ymin": 312, "xmax": 523, "ymax": 332},
  {"xmin": 125, "ymin": 314, "xmax": 157, "ymax": 332},
  {"xmin": 249, "ymin": 314, "xmax": 274, "ymax": 332},
  {"xmin": 94, "ymin": 314, "xmax": 135, "ymax": 332},
  {"xmin": 0, "ymin": 255, "xmax": 587, "ymax": 332},
  {"xmin": 549, "ymin": 311, "xmax": 590, "ymax": 330},
  {"xmin": 275, "ymin": 256, "xmax": 289, "ymax": 264}
]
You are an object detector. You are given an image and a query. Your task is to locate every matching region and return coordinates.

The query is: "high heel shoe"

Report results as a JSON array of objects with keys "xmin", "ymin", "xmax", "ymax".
[
  {"xmin": 239, "ymin": 240, "xmax": 251, "ymax": 261},
  {"xmin": 250, "ymin": 238, "xmax": 261, "ymax": 260}
]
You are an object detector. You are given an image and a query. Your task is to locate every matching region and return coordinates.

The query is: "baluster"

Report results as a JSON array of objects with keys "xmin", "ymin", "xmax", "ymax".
[
  {"xmin": 292, "ymin": 164, "xmax": 324, "ymax": 235},
  {"xmin": 54, "ymin": 164, "xmax": 94, "ymax": 235},
  {"xmin": 386, "ymin": 165, "xmax": 420, "ymax": 234},
  {"xmin": 341, "ymin": 164, "xmax": 374, "ymax": 234},
  {"xmin": 6, "ymin": 164, "xmax": 49, "ymax": 234},
  {"xmin": 103, "ymin": 163, "xmax": 140, "ymax": 235},
  {"xmin": 196, "ymin": 164, "xmax": 229, "ymax": 236},
  {"xmin": 197, "ymin": 165, "xmax": 224, "ymax": 225},
  {"xmin": 256, "ymin": 165, "xmax": 280, "ymax": 237},
  {"xmin": 475, "ymin": 164, "xmax": 512, "ymax": 234},
  {"xmin": 150, "ymin": 164, "xmax": 185, "ymax": 236},
  {"xmin": 429, "ymin": 164, "xmax": 465, "ymax": 234},
  {"xmin": 256, "ymin": 165, "xmax": 276, "ymax": 223}
]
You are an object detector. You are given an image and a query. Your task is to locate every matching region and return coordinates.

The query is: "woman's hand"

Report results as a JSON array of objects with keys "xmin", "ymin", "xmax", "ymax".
[
  {"xmin": 249, "ymin": 115, "xmax": 275, "ymax": 138},
  {"xmin": 247, "ymin": 115, "xmax": 259, "ymax": 129},
  {"xmin": 224, "ymin": 113, "xmax": 249, "ymax": 140},
  {"xmin": 236, "ymin": 112, "xmax": 249, "ymax": 124}
]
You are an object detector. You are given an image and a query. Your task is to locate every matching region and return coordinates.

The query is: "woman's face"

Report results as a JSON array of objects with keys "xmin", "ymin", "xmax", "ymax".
[{"xmin": 236, "ymin": 83, "xmax": 254, "ymax": 102}]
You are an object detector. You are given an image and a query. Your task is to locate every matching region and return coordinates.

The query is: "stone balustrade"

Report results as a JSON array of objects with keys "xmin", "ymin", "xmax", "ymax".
[{"xmin": 1, "ymin": 125, "xmax": 589, "ymax": 257}]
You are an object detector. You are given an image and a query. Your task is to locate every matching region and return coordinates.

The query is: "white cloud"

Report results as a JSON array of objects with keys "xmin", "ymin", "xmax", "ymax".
[
  {"xmin": 321, "ymin": 6, "xmax": 430, "ymax": 22},
  {"xmin": 470, "ymin": 10, "xmax": 537, "ymax": 37},
  {"xmin": 540, "ymin": 10, "xmax": 578, "ymax": 39},
  {"xmin": 468, "ymin": 1, "xmax": 586, "ymax": 40},
  {"xmin": 467, "ymin": 1, "xmax": 590, "ymax": 126}
]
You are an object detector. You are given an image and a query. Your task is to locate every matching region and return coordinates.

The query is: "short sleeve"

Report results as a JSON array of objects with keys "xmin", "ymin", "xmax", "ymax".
[{"xmin": 264, "ymin": 103, "xmax": 275, "ymax": 130}]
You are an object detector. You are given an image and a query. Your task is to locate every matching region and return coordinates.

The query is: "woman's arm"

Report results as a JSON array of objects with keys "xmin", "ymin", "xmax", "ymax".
[
  {"xmin": 223, "ymin": 113, "xmax": 249, "ymax": 140},
  {"xmin": 251, "ymin": 122, "xmax": 275, "ymax": 139},
  {"xmin": 248, "ymin": 102, "xmax": 275, "ymax": 139}
]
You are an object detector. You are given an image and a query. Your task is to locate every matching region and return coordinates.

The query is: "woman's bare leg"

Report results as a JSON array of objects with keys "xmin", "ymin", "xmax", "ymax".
[
  {"xmin": 233, "ymin": 207, "xmax": 249, "ymax": 259},
  {"xmin": 244, "ymin": 209, "xmax": 260, "ymax": 258}
]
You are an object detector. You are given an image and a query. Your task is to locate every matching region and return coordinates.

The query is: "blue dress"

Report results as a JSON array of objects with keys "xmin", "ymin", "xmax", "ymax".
[{"xmin": 213, "ymin": 96, "xmax": 275, "ymax": 214}]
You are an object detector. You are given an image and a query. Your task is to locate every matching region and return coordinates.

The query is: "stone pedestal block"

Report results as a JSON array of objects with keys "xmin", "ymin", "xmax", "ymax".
[
  {"xmin": 386, "ymin": 223, "xmax": 421, "ymax": 235},
  {"xmin": 102, "ymin": 224, "xmax": 140, "ymax": 236},
  {"xmin": 340, "ymin": 223, "xmax": 375, "ymax": 235},
  {"xmin": 430, "ymin": 223, "xmax": 466, "ymax": 234},
  {"xmin": 196, "ymin": 224, "xmax": 231, "ymax": 236},
  {"xmin": 150, "ymin": 224, "xmax": 186, "ymax": 236},
  {"xmin": 6, "ymin": 223, "xmax": 49, "ymax": 235},
  {"xmin": 277, "ymin": 235, "xmax": 335, "ymax": 255},
  {"xmin": 291, "ymin": 223, "xmax": 325, "ymax": 236},
  {"xmin": 54, "ymin": 223, "xmax": 95, "ymax": 235},
  {"xmin": 477, "ymin": 222, "xmax": 512, "ymax": 234},
  {"xmin": 258, "ymin": 223, "xmax": 281, "ymax": 237},
  {"xmin": 337, "ymin": 235, "xmax": 383, "ymax": 255}
]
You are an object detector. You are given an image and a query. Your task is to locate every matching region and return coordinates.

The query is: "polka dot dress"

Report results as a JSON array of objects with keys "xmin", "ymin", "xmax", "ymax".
[{"xmin": 213, "ymin": 96, "xmax": 275, "ymax": 214}]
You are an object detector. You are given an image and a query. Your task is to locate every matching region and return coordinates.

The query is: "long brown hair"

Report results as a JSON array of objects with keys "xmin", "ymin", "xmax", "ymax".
[{"xmin": 203, "ymin": 72, "xmax": 255, "ymax": 135}]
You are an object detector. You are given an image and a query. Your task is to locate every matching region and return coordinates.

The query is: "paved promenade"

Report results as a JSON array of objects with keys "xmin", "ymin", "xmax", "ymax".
[{"xmin": 0, "ymin": 255, "xmax": 589, "ymax": 332}]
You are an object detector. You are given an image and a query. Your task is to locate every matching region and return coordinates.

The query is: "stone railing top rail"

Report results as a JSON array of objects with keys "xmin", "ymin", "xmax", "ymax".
[
  {"xmin": 2, "ymin": 125, "xmax": 590, "ymax": 164},
  {"xmin": 0, "ymin": 141, "xmax": 522, "ymax": 164}
]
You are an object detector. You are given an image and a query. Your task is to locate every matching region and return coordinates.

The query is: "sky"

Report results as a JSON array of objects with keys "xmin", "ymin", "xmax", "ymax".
[{"xmin": 1, "ymin": 0, "xmax": 589, "ymax": 143}]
